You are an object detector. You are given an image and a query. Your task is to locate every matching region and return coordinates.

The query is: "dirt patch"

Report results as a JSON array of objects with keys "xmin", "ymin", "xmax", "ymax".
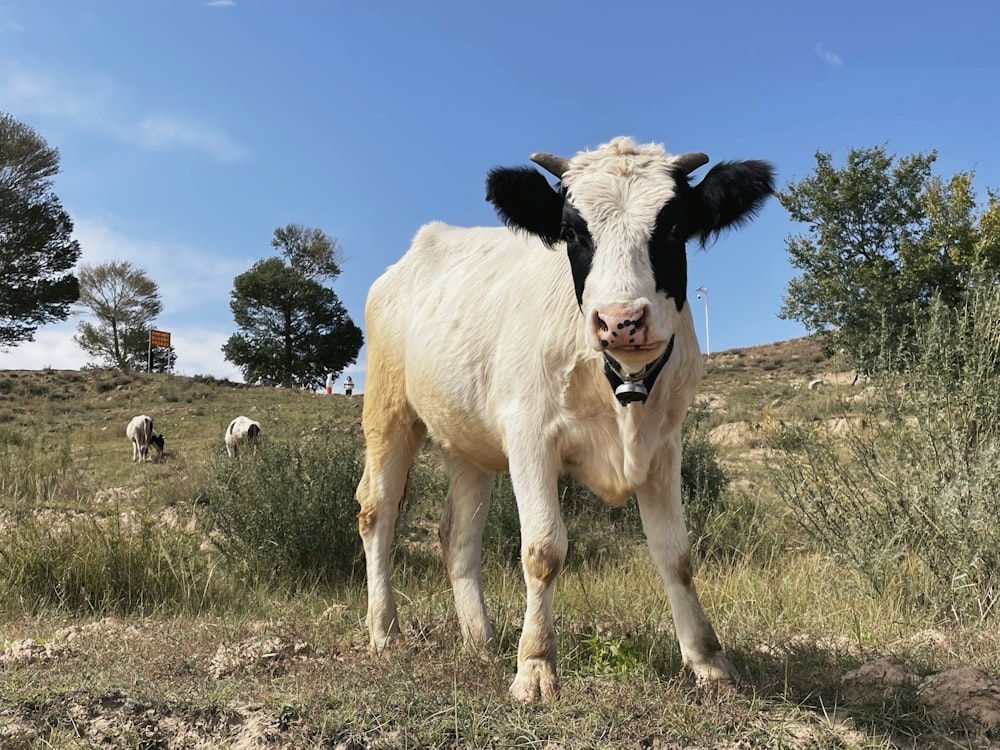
[
  {"xmin": 0, "ymin": 637, "xmax": 74, "ymax": 667},
  {"xmin": 209, "ymin": 634, "xmax": 312, "ymax": 679},
  {"xmin": 842, "ymin": 657, "xmax": 1000, "ymax": 731},
  {"xmin": 709, "ymin": 421, "xmax": 762, "ymax": 447},
  {"xmin": 840, "ymin": 656, "xmax": 920, "ymax": 704},
  {"xmin": 919, "ymin": 667, "xmax": 1000, "ymax": 728}
]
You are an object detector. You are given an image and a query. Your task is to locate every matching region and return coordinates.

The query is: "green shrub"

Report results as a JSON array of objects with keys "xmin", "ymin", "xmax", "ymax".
[
  {"xmin": 580, "ymin": 631, "xmax": 646, "ymax": 676},
  {"xmin": 770, "ymin": 283, "xmax": 1000, "ymax": 622},
  {"xmin": 202, "ymin": 431, "xmax": 364, "ymax": 587}
]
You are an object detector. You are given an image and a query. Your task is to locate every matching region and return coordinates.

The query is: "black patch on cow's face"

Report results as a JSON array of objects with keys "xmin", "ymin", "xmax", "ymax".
[
  {"xmin": 649, "ymin": 186, "xmax": 689, "ymax": 313},
  {"xmin": 560, "ymin": 203, "xmax": 594, "ymax": 308}
]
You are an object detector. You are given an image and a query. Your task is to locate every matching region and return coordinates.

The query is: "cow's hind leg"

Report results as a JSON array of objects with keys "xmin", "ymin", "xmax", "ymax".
[
  {"xmin": 357, "ymin": 391, "xmax": 425, "ymax": 651},
  {"xmin": 439, "ymin": 456, "xmax": 495, "ymax": 648},
  {"xmin": 637, "ymin": 434, "xmax": 737, "ymax": 686}
]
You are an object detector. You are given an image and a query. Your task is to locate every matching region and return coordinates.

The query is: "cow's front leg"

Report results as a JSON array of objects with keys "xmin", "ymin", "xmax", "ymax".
[
  {"xmin": 637, "ymin": 433, "xmax": 737, "ymax": 687},
  {"xmin": 507, "ymin": 445, "xmax": 566, "ymax": 702}
]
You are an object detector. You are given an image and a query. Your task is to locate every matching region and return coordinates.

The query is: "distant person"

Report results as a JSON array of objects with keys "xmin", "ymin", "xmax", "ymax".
[{"xmin": 344, "ymin": 376, "xmax": 354, "ymax": 396}]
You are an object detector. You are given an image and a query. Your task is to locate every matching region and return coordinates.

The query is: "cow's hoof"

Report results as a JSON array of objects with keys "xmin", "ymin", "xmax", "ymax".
[
  {"xmin": 688, "ymin": 652, "xmax": 740, "ymax": 690},
  {"xmin": 366, "ymin": 626, "xmax": 401, "ymax": 656},
  {"xmin": 509, "ymin": 659, "xmax": 559, "ymax": 702}
]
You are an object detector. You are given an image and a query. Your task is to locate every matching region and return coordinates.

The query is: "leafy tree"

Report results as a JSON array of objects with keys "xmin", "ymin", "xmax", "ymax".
[
  {"xmin": 0, "ymin": 112, "xmax": 81, "ymax": 347},
  {"xmin": 223, "ymin": 224, "xmax": 363, "ymax": 388},
  {"xmin": 777, "ymin": 145, "xmax": 1000, "ymax": 373},
  {"xmin": 74, "ymin": 261, "xmax": 166, "ymax": 372}
]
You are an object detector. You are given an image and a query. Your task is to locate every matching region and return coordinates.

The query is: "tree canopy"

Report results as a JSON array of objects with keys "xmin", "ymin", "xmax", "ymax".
[
  {"xmin": 74, "ymin": 261, "xmax": 168, "ymax": 372},
  {"xmin": 223, "ymin": 224, "xmax": 363, "ymax": 388},
  {"xmin": 777, "ymin": 145, "xmax": 1000, "ymax": 373},
  {"xmin": 0, "ymin": 112, "xmax": 81, "ymax": 348}
]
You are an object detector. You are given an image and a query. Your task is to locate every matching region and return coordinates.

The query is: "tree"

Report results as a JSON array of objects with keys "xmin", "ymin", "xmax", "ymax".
[
  {"xmin": 0, "ymin": 112, "xmax": 81, "ymax": 348},
  {"xmin": 223, "ymin": 224, "xmax": 363, "ymax": 388},
  {"xmin": 74, "ymin": 261, "xmax": 166, "ymax": 372},
  {"xmin": 777, "ymin": 145, "xmax": 1000, "ymax": 373}
]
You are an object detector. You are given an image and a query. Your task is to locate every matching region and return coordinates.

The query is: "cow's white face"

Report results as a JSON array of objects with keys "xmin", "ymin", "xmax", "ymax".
[
  {"xmin": 558, "ymin": 142, "xmax": 688, "ymax": 375},
  {"xmin": 486, "ymin": 137, "xmax": 775, "ymax": 386}
]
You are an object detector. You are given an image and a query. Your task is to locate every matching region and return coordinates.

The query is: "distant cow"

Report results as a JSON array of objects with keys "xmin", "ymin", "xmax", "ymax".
[
  {"xmin": 225, "ymin": 416, "xmax": 261, "ymax": 457},
  {"xmin": 126, "ymin": 415, "xmax": 164, "ymax": 463},
  {"xmin": 357, "ymin": 137, "xmax": 775, "ymax": 701}
]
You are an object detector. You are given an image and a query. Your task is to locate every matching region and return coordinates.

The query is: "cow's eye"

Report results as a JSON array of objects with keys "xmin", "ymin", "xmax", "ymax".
[{"xmin": 561, "ymin": 225, "xmax": 578, "ymax": 244}]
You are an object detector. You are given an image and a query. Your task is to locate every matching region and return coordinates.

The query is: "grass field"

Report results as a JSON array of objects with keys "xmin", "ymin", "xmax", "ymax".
[{"xmin": 1, "ymin": 341, "xmax": 998, "ymax": 749}]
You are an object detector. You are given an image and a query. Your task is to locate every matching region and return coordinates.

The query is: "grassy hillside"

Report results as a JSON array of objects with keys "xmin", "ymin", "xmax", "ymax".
[{"xmin": 1, "ymin": 343, "xmax": 997, "ymax": 749}]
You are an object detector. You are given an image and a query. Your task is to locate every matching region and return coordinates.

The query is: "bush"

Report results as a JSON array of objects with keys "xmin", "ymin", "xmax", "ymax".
[
  {"xmin": 202, "ymin": 431, "xmax": 364, "ymax": 587},
  {"xmin": 770, "ymin": 283, "xmax": 1000, "ymax": 623}
]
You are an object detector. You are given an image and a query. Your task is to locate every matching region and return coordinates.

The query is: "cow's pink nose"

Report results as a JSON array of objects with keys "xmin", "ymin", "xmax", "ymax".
[{"xmin": 592, "ymin": 304, "xmax": 650, "ymax": 350}]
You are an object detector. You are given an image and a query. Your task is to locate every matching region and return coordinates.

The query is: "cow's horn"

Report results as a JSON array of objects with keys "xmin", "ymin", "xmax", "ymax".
[
  {"xmin": 530, "ymin": 152, "xmax": 569, "ymax": 178},
  {"xmin": 675, "ymin": 152, "xmax": 710, "ymax": 175}
]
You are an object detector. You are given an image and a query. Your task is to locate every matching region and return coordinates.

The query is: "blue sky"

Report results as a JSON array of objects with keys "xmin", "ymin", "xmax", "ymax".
[{"xmin": 1, "ymin": 1, "xmax": 998, "ymax": 392}]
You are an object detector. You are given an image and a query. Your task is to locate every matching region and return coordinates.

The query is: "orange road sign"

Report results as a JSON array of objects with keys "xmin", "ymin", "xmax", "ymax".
[{"xmin": 150, "ymin": 330, "xmax": 171, "ymax": 348}]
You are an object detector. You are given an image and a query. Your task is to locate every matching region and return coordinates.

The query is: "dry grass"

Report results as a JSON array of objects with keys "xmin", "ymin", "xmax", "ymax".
[{"xmin": 1, "ymin": 347, "xmax": 998, "ymax": 748}]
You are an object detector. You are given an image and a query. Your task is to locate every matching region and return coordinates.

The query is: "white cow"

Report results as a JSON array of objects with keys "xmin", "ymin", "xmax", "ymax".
[
  {"xmin": 357, "ymin": 137, "xmax": 775, "ymax": 702},
  {"xmin": 225, "ymin": 416, "xmax": 261, "ymax": 457},
  {"xmin": 126, "ymin": 415, "xmax": 164, "ymax": 462}
]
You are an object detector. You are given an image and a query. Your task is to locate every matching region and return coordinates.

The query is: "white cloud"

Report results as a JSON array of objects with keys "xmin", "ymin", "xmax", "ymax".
[
  {"xmin": 0, "ymin": 62, "xmax": 249, "ymax": 162},
  {"xmin": 0, "ymin": 62, "xmax": 116, "ymax": 126},
  {"xmin": 205, "ymin": 0, "xmax": 236, "ymax": 6},
  {"xmin": 0, "ymin": 323, "xmax": 83, "ymax": 371},
  {"xmin": 138, "ymin": 115, "xmax": 249, "ymax": 162},
  {"xmin": 71, "ymin": 217, "xmax": 247, "ymax": 317},
  {"xmin": 814, "ymin": 42, "xmax": 843, "ymax": 67},
  {"xmin": 168, "ymin": 328, "xmax": 243, "ymax": 380}
]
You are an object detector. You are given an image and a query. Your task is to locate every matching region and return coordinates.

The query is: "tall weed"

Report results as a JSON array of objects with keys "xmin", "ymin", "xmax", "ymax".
[
  {"xmin": 0, "ymin": 434, "xmax": 78, "ymax": 511},
  {"xmin": 770, "ymin": 283, "xmax": 1000, "ymax": 622},
  {"xmin": 0, "ymin": 512, "xmax": 218, "ymax": 616}
]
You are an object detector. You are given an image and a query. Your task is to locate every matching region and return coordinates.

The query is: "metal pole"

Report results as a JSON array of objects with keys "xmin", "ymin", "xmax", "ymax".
[
  {"xmin": 695, "ymin": 286, "xmax": 710, "ymax": 355},
  {"xmin": 147, "ymin": 330, "xmax": 152, "ymax": 373}
]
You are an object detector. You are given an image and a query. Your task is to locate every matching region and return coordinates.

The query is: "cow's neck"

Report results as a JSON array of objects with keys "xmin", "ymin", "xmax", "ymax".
[{"xmin": 602, "ymin": 334, "xmax": 675, "ymax": 406}]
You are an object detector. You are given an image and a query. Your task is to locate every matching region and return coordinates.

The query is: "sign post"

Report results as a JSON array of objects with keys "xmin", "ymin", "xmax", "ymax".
[{"xmin": 148, "ymin": 329, "xmax": 172, "ymax": 373}]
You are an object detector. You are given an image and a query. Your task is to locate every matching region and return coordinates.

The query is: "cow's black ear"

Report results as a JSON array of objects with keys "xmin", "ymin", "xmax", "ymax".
[
  {"xmin": 689, "ymin": 160, "xmax": 775, "ymax": 246},
  {"xmin": 486, "ymin": 166, "xmax": 563, "ymax": 246}
]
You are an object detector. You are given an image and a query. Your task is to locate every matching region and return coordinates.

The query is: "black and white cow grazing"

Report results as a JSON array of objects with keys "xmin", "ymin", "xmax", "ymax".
[
  {"xmin": 225, "ymin": 416, "xmax": 261, "ymax": 458},
  {"xmin": 126, "ymin": 414, "xmax": 164, "ymax": 462},
  {"xmin": 357, "ymin": 137, "xmax": 775, "ymax": 702}
]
